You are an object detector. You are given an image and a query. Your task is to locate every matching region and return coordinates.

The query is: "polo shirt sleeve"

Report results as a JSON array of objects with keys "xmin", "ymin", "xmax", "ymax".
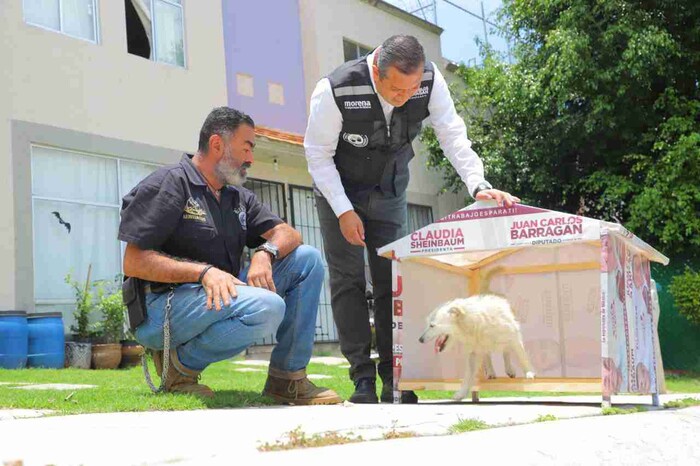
[
  {"xmin": 118, "ymin": 171, "xmax": 186, "ymax": 250},
  {"xmin": 242, "ymin": 190, "xmax": 284, "ymax": 249}
]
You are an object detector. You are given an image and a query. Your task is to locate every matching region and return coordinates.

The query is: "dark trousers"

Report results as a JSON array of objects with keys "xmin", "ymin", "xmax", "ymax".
[{"xmin": 316, "ymin": 191, "xmax": 407, "ymax": 384}]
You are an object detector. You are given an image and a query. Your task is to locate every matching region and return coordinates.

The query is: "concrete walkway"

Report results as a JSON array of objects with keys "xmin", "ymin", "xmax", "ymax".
[
  {"xmin": 260, "ymin": 405, "xmax": 700, "ymax": 466},
  {"xmin": 1, "ymin": 394, "xmax": 698, "ymax": 465}
]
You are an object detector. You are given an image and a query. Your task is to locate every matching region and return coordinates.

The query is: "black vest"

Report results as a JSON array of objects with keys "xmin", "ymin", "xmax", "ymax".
[{"xmin": 327, "ymin": 57, "xmax": 434, "ymax": 200}]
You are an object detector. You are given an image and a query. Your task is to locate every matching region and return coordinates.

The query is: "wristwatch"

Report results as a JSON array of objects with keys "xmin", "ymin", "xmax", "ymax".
[
  {"xmin": 472, "ymin": 181, "xmax": 493, "ymax": 198},
  {"xmin": 255, "ymin": 242, "xmax": 279, "ymax": 261}
]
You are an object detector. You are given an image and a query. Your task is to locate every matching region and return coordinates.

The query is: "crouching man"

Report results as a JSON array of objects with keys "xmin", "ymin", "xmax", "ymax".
[{"xmin": 118, "ymin": 106, "xmax": 341, "ymax": 405}]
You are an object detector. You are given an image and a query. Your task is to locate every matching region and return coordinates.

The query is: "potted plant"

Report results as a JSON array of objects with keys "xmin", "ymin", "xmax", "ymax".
[
  {"xmin": 90, "ymin": 280, "xmax": 124, "ymax": 369},
  {"xmin": 64, "ymin": 266, "xmax": 94, "ymax": 369},
  {"xmin": 120, "ymin": 330, "xmax": 145, "ymax": 369},
  {"xmin": 110, "ymin": 273, "xmax": 146, "ymax": 368}
]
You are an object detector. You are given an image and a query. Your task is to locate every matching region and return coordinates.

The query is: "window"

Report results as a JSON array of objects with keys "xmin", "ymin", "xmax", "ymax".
[
  {"xmin": 268, "ymin": 82, "xmax": 285, "ymax": 106},
  {"xmin": 24, "ymin": 0, "xmax": 98, "ymax": 43},
  {"xmin": 236, "ymin": 73, "xmax": 254, "ymax": 97},
  {"xmin": 31, "ymin": 146, "xmax": 158, "ymax": 321},
  {"xmin": 408, "ymin": 203, "xmax": 434, "ymax": 233},
  {"xmin": 125, "ymin": 0, "xmax": 186, "ymax": 68},
  {"xmin": 343, "ymin": 39, "xmax": 372, "ymax": 62}
]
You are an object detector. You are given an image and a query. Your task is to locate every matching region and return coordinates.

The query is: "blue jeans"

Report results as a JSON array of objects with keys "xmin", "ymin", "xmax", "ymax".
[{"xmin": 134, "ymin": 245, "xmax": 324, "ymax": 372}]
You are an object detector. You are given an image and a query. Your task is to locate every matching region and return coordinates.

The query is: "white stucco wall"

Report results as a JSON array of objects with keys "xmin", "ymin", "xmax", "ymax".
[{"xmin": 0, "ymin": 0, "xmax": 228, "ymax": 308}]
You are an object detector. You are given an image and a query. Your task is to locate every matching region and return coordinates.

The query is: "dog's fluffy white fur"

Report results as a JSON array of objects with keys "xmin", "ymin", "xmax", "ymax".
[{"xmin": 419, "ymin": 269, "xmax": 535, "ymax": 401}]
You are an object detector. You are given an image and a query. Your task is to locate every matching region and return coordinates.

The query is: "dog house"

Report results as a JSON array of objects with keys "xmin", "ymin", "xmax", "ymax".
[{"xmin": 377, "ymin": 202, "xmax": 669, "ymax": 406}]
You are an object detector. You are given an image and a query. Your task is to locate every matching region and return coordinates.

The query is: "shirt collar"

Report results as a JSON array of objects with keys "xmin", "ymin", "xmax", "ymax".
[{"xmin": 180, "ymin": 153, "xmax": 207, "ymax": 187}]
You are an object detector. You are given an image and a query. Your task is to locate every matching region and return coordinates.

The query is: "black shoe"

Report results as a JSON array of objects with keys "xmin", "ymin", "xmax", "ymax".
[
  {"xmin": 380, "ymin": 383, "xmax": 419, "ymax": 404},
  {"xmin": 349, "ymin": 377, "xmax": 378, "ymax": 404}
]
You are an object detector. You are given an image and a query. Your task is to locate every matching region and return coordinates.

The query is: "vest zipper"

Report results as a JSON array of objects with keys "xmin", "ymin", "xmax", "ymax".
[{"xmin": 386, "ymin": 111, "xmax": 394, "ymax": 140}]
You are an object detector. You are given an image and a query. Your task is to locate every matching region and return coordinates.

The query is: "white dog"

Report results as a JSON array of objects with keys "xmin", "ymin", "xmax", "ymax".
[{"xmin": 419, "ymin": 268, "xmax": 535, "ymax": 401}]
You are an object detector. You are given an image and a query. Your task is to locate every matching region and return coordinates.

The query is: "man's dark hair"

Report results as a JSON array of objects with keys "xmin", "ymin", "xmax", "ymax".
[
  {"xmin": 377, "ymin": 35, "xmax": 425, "ymax": 78},
  {"xmin": 198, "ymin": 107, "xmax": 255, "ymax": 152}
]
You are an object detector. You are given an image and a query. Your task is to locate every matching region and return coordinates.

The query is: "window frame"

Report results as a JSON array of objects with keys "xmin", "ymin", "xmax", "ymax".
[
  {"xmin": 342, "ymin": 38, "xmax": 372, "ymax": 62},
  {"xmin": 23, "ymin": 0, "xmax": 100, "ymax": 44},
  {"xmin": 150, "ymin": 0, "xmax": 187, "ymax": 68},
  {"xmin": 30, "ymin": 144, "xmax": 160, "ymax": 307}
]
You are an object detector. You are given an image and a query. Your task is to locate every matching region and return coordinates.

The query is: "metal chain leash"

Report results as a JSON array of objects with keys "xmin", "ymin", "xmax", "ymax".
[{"xmin": 142, "ymin": 287, "xmax": 175, "ymax": 393}]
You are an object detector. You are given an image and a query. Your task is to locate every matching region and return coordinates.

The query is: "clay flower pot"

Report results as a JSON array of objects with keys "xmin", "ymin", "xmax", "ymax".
[
  {"xmin": 119, "ymin": 340, "xmax": 145, "ymax": 368},
  {"xmin": 91, "ymin": 343, "xmax": 122, "ymax": 369}
]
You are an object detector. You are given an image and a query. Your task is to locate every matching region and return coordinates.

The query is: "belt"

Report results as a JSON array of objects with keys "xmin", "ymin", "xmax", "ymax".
[{"xmin": 144, "ymin": 283, "xmax": 177, "ymax": 294}]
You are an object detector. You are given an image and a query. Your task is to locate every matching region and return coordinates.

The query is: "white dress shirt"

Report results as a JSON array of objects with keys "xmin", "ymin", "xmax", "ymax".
[{"xmin": 304, "ymin": 50, "xmax": 488, "ymax": 217}]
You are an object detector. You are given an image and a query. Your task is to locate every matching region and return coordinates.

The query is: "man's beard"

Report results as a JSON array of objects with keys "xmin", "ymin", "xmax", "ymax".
[{"xmin": 214, "ymin": 147, "xmax": 249, "ymax": 187}]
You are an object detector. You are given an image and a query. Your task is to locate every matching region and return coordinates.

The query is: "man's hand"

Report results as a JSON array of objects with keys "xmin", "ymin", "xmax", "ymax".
[
  {"xmin": 200, "ymin": 267, "xmax": 246, "ymax": 311},
  {"xmin": 475, "ymin": 189, "xmax": 521, "ymax": 207},
  {"xmin": 247, "ymin": 251, "xmax": 276, "ymax": 292},
  {"xmin": 338, "ymin": 210, "xmax": 366, "ymax": 247}
]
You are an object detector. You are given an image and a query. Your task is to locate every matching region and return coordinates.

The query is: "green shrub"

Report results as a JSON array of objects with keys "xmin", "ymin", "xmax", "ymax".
[
  {"xmin": 669, "ymin": 269, "xmax": 700, "ymax": 326},
  {"xmin": 95, "ymin": 284, "xmax": 126, "ymax": 343},
  {"xmin": 65, "ymin": 269, "xmax": 96, "ymax": 341}
]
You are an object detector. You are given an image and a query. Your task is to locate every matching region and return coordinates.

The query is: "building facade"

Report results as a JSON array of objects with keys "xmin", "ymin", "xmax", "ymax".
[{"xmin": 1, "ymin": 0, "xmax": 467, "ymax": 344}]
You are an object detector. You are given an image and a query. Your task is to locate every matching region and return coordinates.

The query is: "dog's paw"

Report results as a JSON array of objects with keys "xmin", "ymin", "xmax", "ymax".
[
  {"xmin": 452, "ymin": 390, "xmax": 468, "ymax": 401},
  {"xmin": 525, "ymin": 371, "xmax": 536, "ymax": 379},
  {"xmin": 487, "ymin": 372, "xmax": 497, "ymax": 379}
]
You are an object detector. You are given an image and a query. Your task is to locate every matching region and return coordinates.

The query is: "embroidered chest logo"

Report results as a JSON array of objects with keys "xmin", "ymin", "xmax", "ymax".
[
  {"xmin": 344, "ymin": 100, "xmax": 372, "ymax": 110},
  {"xmin": 410, "ymin": 85, "xmax": 430, "ymax": 100},
  {"xmin": 234, "ymin": 206, "xmax": 247, "ymax": 230},
  {"xmin": 183, "ymin": 197, "xmax": 207, "ymax": 223},
  {"xmin": 342, "ymin": 132, "xmax": 369, "ymax": 148}
]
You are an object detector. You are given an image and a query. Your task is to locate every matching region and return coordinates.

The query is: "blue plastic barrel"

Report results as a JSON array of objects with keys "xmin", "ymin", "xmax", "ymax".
[
  {"xmin": 27, "ymin": 312, "xmax": 65, "ymax": 369},
  {"xmin": 0, "ymin": 311, "xmax": 29, "ymax": 369}
]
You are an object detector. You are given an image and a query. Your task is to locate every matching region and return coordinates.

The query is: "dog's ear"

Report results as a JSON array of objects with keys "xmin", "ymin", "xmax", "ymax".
[{"xmin": 448, "ymin": 306, "xmax": 463, "ymax": 318}]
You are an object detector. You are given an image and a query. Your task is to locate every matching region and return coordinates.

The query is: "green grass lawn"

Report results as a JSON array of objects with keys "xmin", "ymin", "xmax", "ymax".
[{"xmin": 1, "ymin": 358, "xmax": 698, "ymax": 415}]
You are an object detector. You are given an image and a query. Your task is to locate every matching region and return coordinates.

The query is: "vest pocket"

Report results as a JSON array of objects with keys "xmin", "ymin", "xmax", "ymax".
[
  {"xmin": 407, "ymin": 119, "xmax": 423, "ymax": 143},
  {"xmin": 392, "ymin": 160, "xmax": 410, "ymax": 196}
]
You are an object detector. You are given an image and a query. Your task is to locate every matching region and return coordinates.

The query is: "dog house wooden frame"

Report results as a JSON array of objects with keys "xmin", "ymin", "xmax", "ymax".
[{"xmin": 378, "ymin": 202, "xmax": 669, "ymax": 407}]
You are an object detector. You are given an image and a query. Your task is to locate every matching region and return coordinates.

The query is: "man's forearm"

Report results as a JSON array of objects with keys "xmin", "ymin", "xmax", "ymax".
[
  {"xmin": 261, "ymin": 224, "xmax": 303, "ymax": 260},
  {"xmin": 123, "ymin": 244, "xmax": 208, "ymax": 283}
]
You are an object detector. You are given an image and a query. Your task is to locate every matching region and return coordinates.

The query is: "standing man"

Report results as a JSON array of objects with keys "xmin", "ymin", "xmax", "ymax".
[
  {"xmin": 304, "ymin": 35, "xmax": 519, "ymax": 403},
  {"xmin": 119, "ymin": 106, "xmax": 341, "ymax": 405}
]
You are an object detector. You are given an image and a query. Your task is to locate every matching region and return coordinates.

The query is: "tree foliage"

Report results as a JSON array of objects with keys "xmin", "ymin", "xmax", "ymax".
[{"xmin": 424, "ymin": 0, "xmax": 700, "ymax": 255}]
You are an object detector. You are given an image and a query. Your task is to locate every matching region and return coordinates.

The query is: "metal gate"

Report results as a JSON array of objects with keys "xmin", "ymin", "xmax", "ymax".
[
  {"xmin": 408, "ymin": 203, "xmax": 434, "ymax": 232},
  {"xmin": 289, "ymin": 185, "xmax": 338, "ymax": 342},
  {"xmin": 245, "ymin": 178, "xmax": 287, "ymax": 222}
]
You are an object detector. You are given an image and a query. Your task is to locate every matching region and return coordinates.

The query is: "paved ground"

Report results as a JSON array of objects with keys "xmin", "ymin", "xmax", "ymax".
[
  {"xmin": 1, "ymin": 394, "xmax": 698, "ymax": 465},
  {"xmin": 259, "ymin": 405, "xmax": 700, "ymax": 466}
]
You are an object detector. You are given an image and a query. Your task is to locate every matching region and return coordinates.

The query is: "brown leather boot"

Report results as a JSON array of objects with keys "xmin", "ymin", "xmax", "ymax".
[
  {"xmin": 152, "ymin": 350, "xmax": 164, "ymax": 377},
  {"xmin": 152, "ymin": 349, "xmax": 214, "ymax": 398},
  {"xmin": 262, "ymin": 367, "xmax": 342, "ymax": 405}
]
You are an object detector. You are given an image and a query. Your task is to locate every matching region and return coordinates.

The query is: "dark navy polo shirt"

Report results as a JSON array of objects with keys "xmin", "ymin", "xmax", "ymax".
[{"xmin": 118, "ymin": 154, "xmax": 283, "ymax": 277}]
